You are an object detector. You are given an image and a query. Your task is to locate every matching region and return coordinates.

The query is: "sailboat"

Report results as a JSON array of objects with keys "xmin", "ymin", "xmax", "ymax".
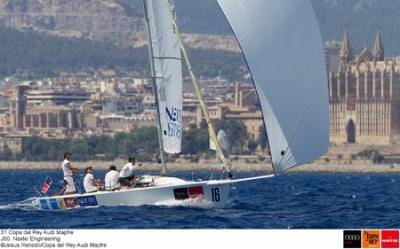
[{"xmin": 35, "ymin": 0, "xmax": 329, "ymax": 210}]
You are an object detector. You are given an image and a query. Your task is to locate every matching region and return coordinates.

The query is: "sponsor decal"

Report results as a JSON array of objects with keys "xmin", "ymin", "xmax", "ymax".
[
  {"xmin": 164, "ymin": 106, "xmax": 182, "ymax": 138},
  {"xmin": 362, "ymin": 230, "xmax": 380, "ymax": 248},
  {"xmin": 39, "ymin": 199, "xmax": 49, "ymax": 210},
  {"xmin": 188, "ymin": 186, "xmax": 204, "ymax": 199},
  {"xmin": 63, "ymin": 197, "xmax": 77, "ymax": 208},
  {"xmin": 48, "ymin": 199, "xmax": 59, "ymax": 210},
  {"xmin": 173, "ymin": 188, "xmax": 189, "ymax": 200},
  {"xmin": 77, "ymin": 195, "xmax": 98, "ymax": 207},
  {"xmin": 57, "ymin": 198, "xmax": 66, "ymax": 209},
  {"xmin": 381, "ymin": 230, "xmax": 399, "ymax": 248},
  {"xmin": 174, "ymin": 187, "xmax": 205, "ymax": 200},
  {"xmin": 343, "ymin": 230, "xmax": 361, "ymax": 248}
]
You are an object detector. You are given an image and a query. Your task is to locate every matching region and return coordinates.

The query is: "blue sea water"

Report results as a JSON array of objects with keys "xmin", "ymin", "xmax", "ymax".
[{"xmin": 0, "ymin": 170, "xmax": 399, "ymax": 229}]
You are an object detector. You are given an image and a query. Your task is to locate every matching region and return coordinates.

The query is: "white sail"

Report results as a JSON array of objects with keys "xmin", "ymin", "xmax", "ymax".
[
  {"xmin": 145, "ymin": 0, "xmax": 183, "ymax": 154},
  {"xmin": 210, "ymin": 130, "xmax": 230, "ymax": 152},
  {"xmin": 217, "ymin": 0, "xmax": 329, "ymax": 172}
]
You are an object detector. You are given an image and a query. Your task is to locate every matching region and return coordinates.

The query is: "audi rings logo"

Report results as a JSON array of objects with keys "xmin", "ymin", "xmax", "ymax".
[
  {"xmin": 344, "ymin": 230, "xmax": 362, "ymax": 248},
  {"xmin": 344, "ymin": 235, "xmax": 361, "ymax": 241}
]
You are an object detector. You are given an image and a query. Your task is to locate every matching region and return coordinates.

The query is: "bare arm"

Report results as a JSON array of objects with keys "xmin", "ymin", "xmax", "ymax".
[
  {"xmin": 66, "ymin": 163, "xmax": 80, "ymax": 175},
  {"xmin": 93, "ymin": 178, "xmax": 102, "ymax": 186}
]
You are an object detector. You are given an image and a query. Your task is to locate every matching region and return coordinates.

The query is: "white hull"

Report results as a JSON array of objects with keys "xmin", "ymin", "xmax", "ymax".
[
  {"xmin": 37, "ymin": 176, "xmax": 229, "ymax": 210},
  {"xmin": 36, "ymin": 175, "xmax": 273, "ymax": 210}
]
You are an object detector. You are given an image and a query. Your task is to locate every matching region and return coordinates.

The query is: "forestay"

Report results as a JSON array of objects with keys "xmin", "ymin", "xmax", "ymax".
[
  {"xmin": 144, "ymin": 0, "xmax": 183, "ymax": 154},
  {"xmin": 217, "ymin": 0, "xmax": 329, "ymax": 172}
]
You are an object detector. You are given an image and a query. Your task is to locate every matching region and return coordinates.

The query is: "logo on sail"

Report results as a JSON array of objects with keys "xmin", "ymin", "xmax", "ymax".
[{"xmin": 164, "ymin": 106, "xmax": 182, "ymax": 139}]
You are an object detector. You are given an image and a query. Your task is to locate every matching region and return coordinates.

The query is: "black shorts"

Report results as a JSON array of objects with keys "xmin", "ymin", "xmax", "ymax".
[{"xmin": 118, "ymin": 176, "xmax": 135, "ymax": 185}]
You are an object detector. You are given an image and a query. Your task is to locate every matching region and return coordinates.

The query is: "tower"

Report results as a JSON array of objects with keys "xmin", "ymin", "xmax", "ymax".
[
  {"xmin": 373, "ymin": 31, "xmax": 385, "ymax": 61},
  {"xmin": 339, "ymin": 31, "xmax": 353, "ymax": 66},
  {"xmin": 358, "ymin": 40, "xmax": 373, "ymax": 63}
]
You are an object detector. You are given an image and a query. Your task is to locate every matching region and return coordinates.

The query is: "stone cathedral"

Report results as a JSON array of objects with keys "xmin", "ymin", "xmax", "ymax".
[{"xmin": 329, "ymin": 31, "xmax": 400, "ymax": 145}]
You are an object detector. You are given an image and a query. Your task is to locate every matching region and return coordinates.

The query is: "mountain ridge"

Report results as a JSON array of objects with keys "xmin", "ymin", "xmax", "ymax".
[{"xmin": 0, "ymin": 0, "xmax": 398, "ymax": 54}]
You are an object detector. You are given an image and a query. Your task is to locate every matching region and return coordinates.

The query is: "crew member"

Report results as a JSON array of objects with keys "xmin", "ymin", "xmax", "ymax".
[
  {"xmin": 118, "ymin": 157, "xmax": 141, "ymax": 187},
  {"xmin": 104, "ymin": 165, "xmax": 120, "ymax": 191},
  {"xmin": 83, "ymin": 166, "xmax": 103, "ymax": 193},
  {"xmin": 56, "ymin": 152, "xmax": 80, "ymax": 195}
]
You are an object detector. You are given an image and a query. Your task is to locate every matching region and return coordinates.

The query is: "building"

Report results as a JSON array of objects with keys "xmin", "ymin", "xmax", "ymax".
[
  {"xmin": 0, "ymin": 107, "xmax": 8, "ymax": 132},
  {"xmin": 9, "ymin": 85, "xmax": 29, "ymax": 130},
  {"xmin": 23, "ymin": 105, "xmax": 83, "ymax": 131},
  {"xmin": 196, "ymin": 83, "xmax": 263, "ymax": 140},
  {"xmin": 7, "ymin": 85, "xmax": 84, "ymax": 137},
  {"xmin": 324, "ymin": 40, "xmax": 342, "ymax": 73},
  {"xmin": 102, "ymin": 95, "xmax": 143, "ymax": 116},
  {"xmin": 329, "ymin": 31, "xmax": 400, "ymax": 145},
  {"xmin": 26, "ymin": 89, "xmax": 90, "ymax": 105}
]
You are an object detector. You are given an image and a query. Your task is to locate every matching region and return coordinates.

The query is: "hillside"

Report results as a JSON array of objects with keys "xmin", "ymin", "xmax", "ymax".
[
  {"xmin": 0, "ymin": 0, "xmax": 146, "ymax": 48},
  {"xmin": 313, "ymin": 0, "xmax": 400, "ymax": 55},
  {"xmin": 0, "ymin": 27, "xmax": 244, "ymax": 80},
  {"xmin": 1, "ymin": 0, "xmax": 399, "ymax": 54},
  {"xmin": 0, "ymin": 0, "xmax": 398, "ymax": 80},
  {"xmin": 174, "ymin": 0, "xmax": 400, "ymax": 55}
]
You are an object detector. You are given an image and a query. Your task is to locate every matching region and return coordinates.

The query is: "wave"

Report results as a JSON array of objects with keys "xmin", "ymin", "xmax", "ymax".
[
  {"xmin": 0, "ymin": 197, "xmax": 39, "ymax": 211},
  {"xmin": 153, "ymin": 197, "xmax": 214, "ymax": 209}
]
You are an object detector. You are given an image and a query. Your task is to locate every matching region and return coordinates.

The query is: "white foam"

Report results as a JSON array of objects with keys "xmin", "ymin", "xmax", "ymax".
[
  {"xmin": 0, "ymin": 197, "xmax": 39, "ymax": 211},
  {"xmin": 154, "ymin": 197, "xmax": 213, "ymax": 209}
]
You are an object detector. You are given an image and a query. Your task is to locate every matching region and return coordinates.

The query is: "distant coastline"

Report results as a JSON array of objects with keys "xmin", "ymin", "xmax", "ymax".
[{"xmin": 0, "ymin": 161, "xmax": 399, "ymax": 174}]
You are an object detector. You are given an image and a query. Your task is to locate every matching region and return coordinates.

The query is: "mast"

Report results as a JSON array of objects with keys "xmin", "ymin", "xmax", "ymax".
[
  {"xmin": 142, "ymin": 0, "xmax": 167, "ymax": 175},
  {"xmin": 163, "ymin": 0, "xmax": 229, "ymax": 170}
]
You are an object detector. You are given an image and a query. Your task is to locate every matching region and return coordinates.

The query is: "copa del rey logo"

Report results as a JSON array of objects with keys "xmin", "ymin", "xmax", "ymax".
[{"xmin": 362, "ymin": 230, "xmax": 380, "ymax": 248}]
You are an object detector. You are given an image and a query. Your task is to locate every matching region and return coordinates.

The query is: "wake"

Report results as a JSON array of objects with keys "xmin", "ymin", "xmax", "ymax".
[
  {"xmin": 0, "ymin": 197, "xmax": 39, "ymax": 211},
  {"xmin": 153, "ymin": 196, "xmax": 214, "ymax": 209}
]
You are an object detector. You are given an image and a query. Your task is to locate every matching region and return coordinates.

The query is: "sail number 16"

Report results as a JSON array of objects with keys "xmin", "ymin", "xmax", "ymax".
[{"xmin": 211, "ymin": 188, "xmax": 220, "ymax": 202}]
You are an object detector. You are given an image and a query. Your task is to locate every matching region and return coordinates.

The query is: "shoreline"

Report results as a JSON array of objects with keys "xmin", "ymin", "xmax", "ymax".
[{"xmin": 0, "ymin": 161, "xmax": 400, "ymax": 174}]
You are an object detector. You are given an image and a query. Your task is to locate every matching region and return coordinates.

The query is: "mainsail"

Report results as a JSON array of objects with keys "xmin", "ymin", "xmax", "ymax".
[
  {"xmin": 143, "ymin": 0, "xmax": 183, "ymax": 155},
  {"xmin": 217, "ymin": 0, "xmax": 329, "ymax": 172}
]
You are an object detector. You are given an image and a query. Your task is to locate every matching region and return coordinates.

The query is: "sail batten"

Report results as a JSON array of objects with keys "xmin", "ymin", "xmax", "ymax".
[
  {"xmin": 144, "ymin": 0, "xmax": 183, "ymax": 155},
  {"xmin": 217, "ymin": 0, "xmax": 329, "ymax": 172}
]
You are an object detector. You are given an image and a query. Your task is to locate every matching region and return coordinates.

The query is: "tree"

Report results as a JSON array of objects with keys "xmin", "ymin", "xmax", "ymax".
[
  {"xmin": 0, "ymin": 144, "xmax": 14, "ymax": 161},
  {"xmin": 247, "ymin": 139, "xmax": 258, "ymax": 154},
  {"xmin": 182, "ymin": 127, "xmax": 209, "ymax": 155},
  {"xmin": 372, "ymin": 153, "xmax": 384, "ymax": 164},
  {"xmin": 257, "ymin": 125, "xmax": 269, "ymax": 150},
  {"xmin": 20, "ymin": 129, "xmax": 160, "ymax": 161}
]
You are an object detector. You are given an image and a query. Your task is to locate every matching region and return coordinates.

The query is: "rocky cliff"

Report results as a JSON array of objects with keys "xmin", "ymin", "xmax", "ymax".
[
  {"xmin": 0, "ymin": 0, "xmax": 146, "ymax": 47},
  {"xmin": 0, "ymin": 0, "xmax": 239, "ymax": 52}
]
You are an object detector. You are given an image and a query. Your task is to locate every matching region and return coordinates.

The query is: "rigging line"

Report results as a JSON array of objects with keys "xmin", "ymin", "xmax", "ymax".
[{"xmin": 153, "ymin": 56, "xmax": 181, "ymax": 60}]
